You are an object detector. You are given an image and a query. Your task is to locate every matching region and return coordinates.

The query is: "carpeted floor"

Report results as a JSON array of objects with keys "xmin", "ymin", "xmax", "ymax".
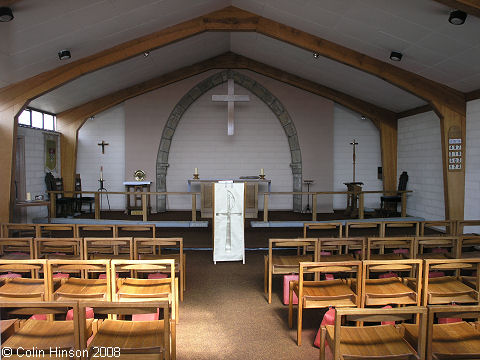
[{"xmin": 176, "ymin": 250, "xmax": 321, "ymax": 359}]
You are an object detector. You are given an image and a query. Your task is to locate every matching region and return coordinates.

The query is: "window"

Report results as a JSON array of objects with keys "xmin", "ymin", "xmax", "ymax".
[{"xmin": 17, "ymin": 108, "xmax": 56, "ymax": 131}]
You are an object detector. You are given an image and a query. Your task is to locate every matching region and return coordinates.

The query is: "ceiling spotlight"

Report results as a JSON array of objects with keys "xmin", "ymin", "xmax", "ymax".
[
  {"xmin": 389, "ymin": 51, "xmax": 403, "ymax": 62},
  {"xmin": 0, "ymin": 7, "xmax": 14, "ymax": 22},
  {"xmin": 361, "ymin": 115, "xmax": 366, "ymax": 120},
  {"xmin": 448, "ymin": 10, "xmax": 467, "ymax": 25},
  {"xmin": 313, "ymin": 52, "xmax": 320, "ymax": 59},
  {"xmin": 58, "ymin": 49, "xmax": 71, "ymax": 60},
  {"xmin": 144, "ymin": 51, "xmax": 150, "ymax": 57}
]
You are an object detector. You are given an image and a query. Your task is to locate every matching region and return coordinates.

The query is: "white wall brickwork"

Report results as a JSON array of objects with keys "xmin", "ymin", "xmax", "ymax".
[
  {"xmin": 397, "ymin": 111, "xmax": 444, "ymax": 220},
  {"xmin": 77, "ymin": 105, "xmax": 126, "ymax": 210},
  {"xmin": 333, "ymin": 105, "xmax": 383, "ymax": 210}
]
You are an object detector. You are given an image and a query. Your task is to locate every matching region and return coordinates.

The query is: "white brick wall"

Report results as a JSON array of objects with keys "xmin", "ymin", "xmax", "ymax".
[
  {"xmin": 397, "ymin": 111, "xmax": 444, "ymax": 220},
  {"xmin": 333, "ymin": 105, "xmax": 383, "ymax": 209},
  {"xmin": 17, "ymin": 126, "xmax": 60, "ymax": 222},
  {"xmin": 464, "ymin": 99, "xmax": 480, "ymax": 233},
  {"xmin": 77, "ymin": 105, "xmax": 126, "ymax": 210},
  {"xmin": 166, "ymin": 82, "xmax": 293, "ymax": 210}
]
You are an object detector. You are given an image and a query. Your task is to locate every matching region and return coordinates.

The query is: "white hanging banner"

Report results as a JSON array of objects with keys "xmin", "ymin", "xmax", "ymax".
[{"xmin": 213, "ymin": 181, "xmax": 245, "ymax": 264}]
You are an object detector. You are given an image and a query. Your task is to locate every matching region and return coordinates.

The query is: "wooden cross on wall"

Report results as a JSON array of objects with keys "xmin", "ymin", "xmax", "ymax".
[
  {"xmin": 212, "ymin": 79, "xmax": 250, "ymax": 136},
  {"xmin": 98, "ymin": 140, "xmax": 109, "ymax": 154}
]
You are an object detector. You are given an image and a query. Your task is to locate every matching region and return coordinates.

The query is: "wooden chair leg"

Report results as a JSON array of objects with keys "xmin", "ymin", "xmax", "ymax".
[
  {"xmin": 175, "ymin": 277, "xmax": 179, "ymax": 323},
  {"xmin": 179, "ymin": 270, "xmax": 184, "ymax": 302},
  {"xmin": 170, "ymin": 318, "xmax": 176, "ymax": 360},
  {"xmin": 183, "ymin": 256, "xmax": 186, "ymax": 291},
  {"xmin": 288, "ymin": 281, "xmax": 294, "ymax": 328},
  {"xmin": 319, "ymin": 326, "xmax": 326, "ymax": 360},
  {"xmin": 268, "ymin": 267, "xmax": 272, "ymax": 304},
  {"xmin": 264, "ymin": 256, "xmax": 268, "ymax": 294},
  {"xmin": 297, "ymin": 301, "xmax": 303, "ymax": 346}
]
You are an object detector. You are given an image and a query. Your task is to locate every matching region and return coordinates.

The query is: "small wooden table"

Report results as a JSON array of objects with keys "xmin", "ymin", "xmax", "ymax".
[
  {"xmin": 344, "ymin": 182, "xmax": 363, "ymax": 217},
  {"xmin": 123, "ymin": 181, "xmax": 151, "ymax": 215}
]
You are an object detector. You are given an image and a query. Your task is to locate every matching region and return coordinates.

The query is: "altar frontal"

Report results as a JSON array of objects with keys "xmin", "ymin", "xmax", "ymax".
[{"xmin": 213, "ymin": 181, "xmax": 245, "ymax": 264}]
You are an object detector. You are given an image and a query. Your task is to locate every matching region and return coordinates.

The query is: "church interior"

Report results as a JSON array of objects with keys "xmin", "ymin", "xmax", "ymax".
[{"xmin": 1, "ymin": 1, "xmax": 480, "ymax": 359}]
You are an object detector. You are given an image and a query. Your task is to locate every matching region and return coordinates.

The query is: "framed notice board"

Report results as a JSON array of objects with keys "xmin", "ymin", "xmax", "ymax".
[{"xmin": 447, "ymin": 125, "xmax": 463, "ymax": 171}]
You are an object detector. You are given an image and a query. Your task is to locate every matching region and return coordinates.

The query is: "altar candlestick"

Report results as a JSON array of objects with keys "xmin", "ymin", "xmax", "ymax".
[
  {"xmin": 260, "ymin": 168, "xmax": 264, "ymax": 176},
  {"xmin": 100, "ymin": 166, "xmax": 103, "ymax": 180},
  {"xmin": 194, "ymin": 168, "xmax": 198, "ymax": 175}
]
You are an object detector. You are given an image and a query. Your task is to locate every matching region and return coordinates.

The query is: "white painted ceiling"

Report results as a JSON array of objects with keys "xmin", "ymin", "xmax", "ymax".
[{"xmin": 3, "ymin": 0, "xmax": 480, "ymax": 114}]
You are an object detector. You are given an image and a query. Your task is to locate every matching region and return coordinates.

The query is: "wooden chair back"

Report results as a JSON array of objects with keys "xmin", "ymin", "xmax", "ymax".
[
  {"xmin": 75, "ymin": 224, "xmax": 116, "ymax": 238},
  {"xmin": 0, "ymin": 237, "xmax": 34, "ymax": 259},
  {"xmin": 345, "ymin": 221, "xmax": 383, "ymax": 237},
  {"xmin": 115, "ymin": 224, "xmax": 155, "ymax": 238},
  {"xmin": 299, "ymin": 261, "xmax": 362, "ymax": 307},
  {"xmin": 269, "ymin": 238, "xmax": 319, "ymax": 263},
  {"xmin": 420, "ymin": 220, "xmax": 455, "ymax": 236},
  {"xmin": 382, "ymin": 220, "xmax": 420, "ymax": 237},
  {"xmin": 2, "ymin": 223, "xmax": 37, "ymax": 238},
  {"xmin": 415, "ymin": 236, "xmax": 459, "ymax": 259},
  {"xmin": 330, "ymin": 306, "xmax": 427, "ymax": 360},
  {"xmin": 0, "ymin": 259, "xmax": 49, "ymax": 300},
  {"xmin": 36, "ymin": 223, "xmax": 75, "ymax": 238},
  {"xmin": 317, "ymin": 237, "xmax": 366, "ymax": 260},
  {"xmin": 134, "ymin": 237, "xmax": 183, "ymax": 258},
  {"xmin": 35, "ymin": 237, "xmax": 83, "ymax": 259},
  {"xmin": 84, "ymin": 237, "xmax": 133, "ymax": 260},
  {"xmin": 78, "ymin": 301, "xmax": 170, "ymax": 360},
  {"xmin": 367, "ymin": 237, "xmax": 415, "ymax": 259},
  {"xmin": 362, "ymin": 259, "xmax": 423, "ymax": 307},
  {"xmin": 303, "ymin": 222, "xmax": 343, "ymax": 238},
  {"xmin": 458, "ymin": 235, "xmax": 480, "ymax": 258},
  {"xmin": 456, "ymin": 219, "xmax": 480, "ymax": 235}
]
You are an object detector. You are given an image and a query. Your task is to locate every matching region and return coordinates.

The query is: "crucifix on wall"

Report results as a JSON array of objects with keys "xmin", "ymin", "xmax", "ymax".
[
  {"xmin": 212, "ymin": 79, "xmax": 250, "ymax": 136},
  {"xmin": 98, "ymin": 140, "xmax": 109, "ymax": 154}
]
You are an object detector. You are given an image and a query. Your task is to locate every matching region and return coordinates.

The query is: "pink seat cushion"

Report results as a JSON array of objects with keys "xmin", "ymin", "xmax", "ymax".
[
  {"xmin": 283, "ymin": 274, "xmax": 298, "ymax": 305},
  {"xmin": 53, "ymin": 273, "xmax": 70, "ymax": 279},
  {"xmin": 148, "ymin": 273, "xmax": 168, "ymax": 279},
  {"xmin": 132, "ymin": 309, "xmax": 159, "ymax": 321},
  {"xmin": 438, "ymin": 303, "xmax": 461, "ymax": 324},
  {"xmin": 320, "ymin": 251, "xmax": 331, "ymax": 256},
  {"xmin": 0, "ymin": 272, "xmax": 21, "ymax": 278},
  {"xmin": 98, "ymin": 273, "xmax": 119, "ymax": 279},
  {"xmin": 314, "ymin": 307, "xmax": 335, "ymax": 348},
  {"xmin": 394, "ymin": 248, "xmax": 409, "ymax": 254},
  {"xmin": 381, "ymin": 305, "xmax": 395, "ymax": 326},
  {"xmin": 429, "ymin": 271, "xmax": 445, "ymax": 278},
  {"xmin": 29, "ymin": 314, "xmax": 47, "ymax": 320},
  {"xmin": 66, "ymin": 307, "xmax": 94, "ymax": 321},
  {"xmin": 379, "ymin": 272, "xmax": 399, "ymax": 279},
  {"xmin": 432, "ymin": 248, "xmax": 448, "ymax": 254},
  {"xmin": 325, "ymin": 274, "xmax": 334, "ymax": 281}
]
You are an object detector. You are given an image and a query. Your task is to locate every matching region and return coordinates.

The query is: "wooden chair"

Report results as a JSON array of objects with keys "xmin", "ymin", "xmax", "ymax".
[
  {"xmin": 420, "ymin": 220, "xmax": 455, "ymax": 236},
  {"xmin": 115, "ymin": 224, "xmax": 156, "ymax": 238},
  {"xmin": 361, "ymin": 259, "xmax": 422, "ymax": 307},
  {"xmin": 84, "ymin": 237, "xmax": 133, "ymax": 260},
  {"xmin": 1, "ymin": 223, "xmax": 37, "ymax": 238},
  {"xmin": 35, "ymin": 237, "xmax": 83, "ymax": 260},
  {"xmin": 303, "ymin": 222, "xmax": 343, "ymax": 238},
  {"xmin": 382, "ymin": 220, "xmax": 420, "ymax": 237},
  {"xmin": 422, "ymin": 259, "xmax": 480, "ymax": 306},
  {"xmin": 49, "ymin": 176, "xmax": 75, "ymax": 217},
  {"xmin": 345, "ymin": 221, "xmax": 383, "ymax": 237},
  {"xmin": 458, "ymin": 235, "xmax": 480, "ymax": 258},
  {"xmin": 79, "ymin": 301, "xmax": 171, "ymax": 360},
  {"xmin": 0, "ymin": 237, "xmax": 34, "ymax": 259},
  {"xmin": 321, "ymin": 306, "xmax": 427, "ymax": 360},
  {"xmin": 75, "ymin": 224, "xmax": 116, "ymax": 237},
  {"xmin": 402, "ymin": 305, "xmax": 480, "ymax": 360},
  {"xmin": 48, "ymin": 259, "xmax": 111, "ymax": 301},
  {"xmin": 75, "ymin": 173, "xmax": 95, "ymax": 213},
  {"xmin": 288, "ymin": 260, "xmax": 362, "ymax": 346},
  {"xmin": 0, "ymin": 301, "xmax": 81, "ymax": 355},
  {"xmin": 380, "ymin": 171, "xmax": 408, "ymax": 216},
  {"xmin": 135, "ymin": 237, "xmax": 185, "ymax": 301},
  {"xmin": 317, "ymin": 237, "xmax": 366, "ymax": 261},
  {"xmin": 36, "ymin": 223, "xmax": 76, "ymax": 238},
  {"xmin": 456, "ymin": 219, "xmax": 480, "ymax": 236},
  {"xmin": 367, "ymin": 237, "xmax": 415, "ymax": 260},
  {"xmin": 0, "ymin": 260, "xmax": 49, "ymax": 301},
  {"xmin": 415, "ymin": 236, "xmax": 459, "ymax": 259},
  {"xmin": 265, "ymin": 238, "xmax": 318, "ymax": 304}
]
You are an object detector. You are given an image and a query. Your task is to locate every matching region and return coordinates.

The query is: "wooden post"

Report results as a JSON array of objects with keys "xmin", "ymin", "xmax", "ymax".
[
  {"xmin": 312, "ymin": 194, "xmax": 317, "ymax": 221},
  {"xmin": 263, "ymin": 193, "xmax": 269, "ymax": 222},
  {"xmin": 192, "ymin": 193, "xmax": 197, "ymax": 222},
  {"xmin": 142, "ymin": 194, "xmax": 148, "ymax": 222},
  {"xmin": 94, "ymin": 193, "xmax": 100, "ymax": 220},
  {"xmin": 359, "ymin": 192, "xmax": 364, "ymax": 219},
  {"xmin": 401, "ymin": 192, "xmax": 407, "ymax": 217},
  {"xmin": 50, "ymin": 194, "xmax": 56, "ymax": 219}
]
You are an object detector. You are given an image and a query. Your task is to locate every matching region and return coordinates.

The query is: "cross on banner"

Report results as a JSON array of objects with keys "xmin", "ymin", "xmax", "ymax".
[
  {"xmin": 212, "ymin": 79, "xmax": 250, "ymax": 136},
  {"xmin": 98, "ymin": 140, "xmax": 109, "ymax": 154},
  {"xmin": 215, "ymin": 189, "xmax": 242, "ymax": 252},
  {"xmin": 350, "ymin": 139, "xmax": 358, "ymax": 182}
]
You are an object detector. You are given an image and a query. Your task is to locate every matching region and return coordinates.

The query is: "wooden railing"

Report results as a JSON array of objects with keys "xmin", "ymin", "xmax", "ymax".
[{"xmin": 48, "ymin": 191, "xmax": 200, "ymax": 222}]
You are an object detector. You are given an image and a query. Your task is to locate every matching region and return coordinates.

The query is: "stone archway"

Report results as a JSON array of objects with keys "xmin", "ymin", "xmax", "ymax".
[{"xmin": 156, "ymin": 70, "xmax": 302, "ymax": 212}]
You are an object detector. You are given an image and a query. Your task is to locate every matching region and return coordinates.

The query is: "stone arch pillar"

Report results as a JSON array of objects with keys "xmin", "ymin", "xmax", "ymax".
[{"xmin": 156, "ymin": 70, "xmax": 302, "ymax": 212}]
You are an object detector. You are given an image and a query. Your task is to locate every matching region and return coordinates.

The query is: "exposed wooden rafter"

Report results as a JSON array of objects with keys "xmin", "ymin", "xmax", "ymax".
[
  {"xmin": 432, "ymin": 0, "xmax": 480, "ymax": 18},
  {"xmin": 397, "ymin": 105, "xmax": 433, "ymax": 119}
]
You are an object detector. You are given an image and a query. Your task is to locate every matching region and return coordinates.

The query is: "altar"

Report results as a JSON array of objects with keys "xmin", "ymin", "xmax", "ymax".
[{"xmin": 188, "ymin": 178, "xmax": 270, "ymax": 218}]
